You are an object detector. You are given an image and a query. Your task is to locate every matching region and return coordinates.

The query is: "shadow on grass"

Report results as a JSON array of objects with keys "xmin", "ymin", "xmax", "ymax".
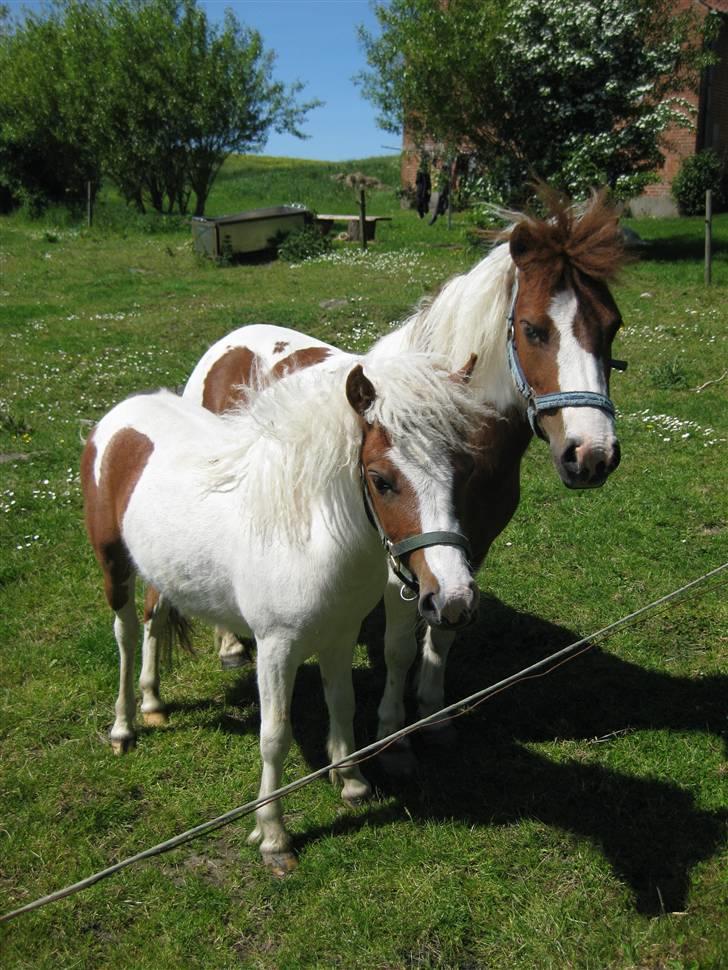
[
  {"xmin": 636, "ymin": 235, "xmax": 727, "ymax": 263},
  {"xmin": 168, "ymin": 596, "xmax": 726, "ymax": 914},
  {"xmin": 275, "ymin": 597, "xmax": 726, "ymax": 916}
]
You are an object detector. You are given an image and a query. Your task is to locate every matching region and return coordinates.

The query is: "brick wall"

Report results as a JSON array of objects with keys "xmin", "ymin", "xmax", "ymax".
[{"xmin": 632, "ymin": 1, "xmax": 728, "ymax": 214}]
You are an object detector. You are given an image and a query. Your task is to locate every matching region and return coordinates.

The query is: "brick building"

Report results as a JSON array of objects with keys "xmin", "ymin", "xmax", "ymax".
[
  {"xmin": 401, "ymin": 0, "xmax": 728, "ymax": 217},
  {"xmin": 631, "ymin": 0, "xmax": 728, "ymax": 216}
]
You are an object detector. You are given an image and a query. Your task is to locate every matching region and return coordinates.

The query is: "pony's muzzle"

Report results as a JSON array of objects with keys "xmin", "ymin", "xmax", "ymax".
[
  {"xmin": 558, "ymin": 437, "xmax": 621, "ymax": 489},
  {"xmin": 418, "ymin": 580, "xmax": 479, "ymax": 630}
]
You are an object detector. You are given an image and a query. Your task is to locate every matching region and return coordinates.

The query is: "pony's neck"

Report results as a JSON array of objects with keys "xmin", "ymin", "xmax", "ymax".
[{"xmin": 373, "ymin": 244, "xmax": 524, "ymax": 415}]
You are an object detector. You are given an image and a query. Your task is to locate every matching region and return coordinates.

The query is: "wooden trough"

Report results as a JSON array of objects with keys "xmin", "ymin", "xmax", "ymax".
[{"xmin": 191, "ymin": 205, "xmax": 312, "ymax": 258}]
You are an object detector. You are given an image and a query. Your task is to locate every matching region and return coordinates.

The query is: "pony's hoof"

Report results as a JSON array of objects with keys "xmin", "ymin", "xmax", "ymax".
[
  {"xmin": 261, "ymin": 851, "xmax": 298, "ymax": 878},
  {"xmin": 110, "ymin": 736, "xmax": 136, "ymax": 755},
  {"xmin": 220, "ymin": 653, "xmax": 248, "ymax": 670},
  {"xmin": 329, "ymin": 769, "xmax": 372, "ymax": 807},
  {"xmin": 420, "ymin": 719, "xmax": 457, "ymax": 747},
  {"xmin": 142, "ymin": 710, "xmax": 168, "ymax": 728},
  {"xmin": 377, "ymin": 740, "xmax": 417, "ymax": 776}
]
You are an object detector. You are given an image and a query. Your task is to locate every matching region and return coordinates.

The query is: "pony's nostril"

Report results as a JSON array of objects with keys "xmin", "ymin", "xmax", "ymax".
[
  {"xmin": 419, "ymin": 592, "xmax": 436, "ymax": 618},
  {"xmin": 610, "ymin": 441, "xmax": 621, "ymax": 471},
  {"xmin": 561, "ymin": 441, "xmax": 579, "ymax": 471}
]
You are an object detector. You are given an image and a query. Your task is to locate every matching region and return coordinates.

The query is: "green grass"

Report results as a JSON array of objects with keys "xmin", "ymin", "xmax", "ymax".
[{"xmin": 1, "ymin": 156, "xmax": 726, "ymax": 969}]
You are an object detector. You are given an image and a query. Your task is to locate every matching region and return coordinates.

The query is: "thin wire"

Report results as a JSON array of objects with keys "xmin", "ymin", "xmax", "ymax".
[{"xmin": 1, "ymin": 561, "xmax": 726, "ymax": 925}]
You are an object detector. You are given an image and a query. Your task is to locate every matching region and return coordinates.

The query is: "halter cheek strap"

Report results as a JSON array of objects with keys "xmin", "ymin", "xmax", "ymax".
[
  {"xmin": 360, "ymin": 466, "xmax": 471, "ymax": 596},
  {"xmin": 506, "ymin": 276, "xmax": 624, "ymax": 441}
]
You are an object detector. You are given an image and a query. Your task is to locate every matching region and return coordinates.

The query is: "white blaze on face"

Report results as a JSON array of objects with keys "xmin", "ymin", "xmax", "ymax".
[
  {"xmin": 549, "ymin": 289, "xmax": 615, "ymax": 448},
  {"xmin": 393, "ymin": 446, "xmax": 472, "ymax": 601}
]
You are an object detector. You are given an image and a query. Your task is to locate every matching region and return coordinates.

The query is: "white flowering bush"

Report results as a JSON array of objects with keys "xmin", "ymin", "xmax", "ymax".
[{"xmin": 362, "ymin": 0, "xmax": 717, "ymax": 202}]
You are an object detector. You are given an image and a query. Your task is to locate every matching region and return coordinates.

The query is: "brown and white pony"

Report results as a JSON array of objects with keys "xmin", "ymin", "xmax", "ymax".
[
  {"xmin": 82, "ymin": 351, "xmax": 484, "ymax": 872},
  {"xmin": 184, "ymin": 189, "xmax": 626, "ymax": 768}
]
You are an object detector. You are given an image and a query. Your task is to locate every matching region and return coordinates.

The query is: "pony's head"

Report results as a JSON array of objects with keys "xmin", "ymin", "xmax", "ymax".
[
  {"xmin": 346, "ymin": 357, "xmax": 481, "ymax": 630},
  {"xmin": 505, "ymin": 188, "xmax": 625, "ymax": 488}
]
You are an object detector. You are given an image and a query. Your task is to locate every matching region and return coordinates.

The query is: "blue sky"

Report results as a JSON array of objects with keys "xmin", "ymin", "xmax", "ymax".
[
  {"xmin": 199, "ymin": 0, "xmax": 397, "ymax": 161},
  {"xmin": 8, "ymin": 0, "xmax": 398, "ymax": 162}
]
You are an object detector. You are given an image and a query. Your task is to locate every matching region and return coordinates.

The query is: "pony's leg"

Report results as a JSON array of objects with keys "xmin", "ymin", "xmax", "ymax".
[
  {"xmin": 247, "ymin": 641, "xmax": 298, "ymax": 876},
  {"xmin": 376, "ymin": 579, "xmax": 419, "ymax": 774},
  {"xmin": 216, "ymin": 627, "xmax": 254, "ymax": 669},
  {"xmin": 110, "ymin": 582, "xmax": 140, "ymax": 755},
  {"xmin": 318, "ymin": 639, "xmax": 372, "ymax": 807},
  {"xmin": 139, "ymin": 591, "xmax": 169, "ymax": 727},
  {"xmin": 416, "ymin": 625, "xmax": 458, "ymax": 745}
]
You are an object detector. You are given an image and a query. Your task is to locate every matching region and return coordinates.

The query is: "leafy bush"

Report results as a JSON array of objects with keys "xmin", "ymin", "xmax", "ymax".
[
  {"xmin": 671, "ymin": 150, "xmax": 725, "ymax": 216},
  {"xmin": 276, "ymin": 224, "xmax": 332, "ymax": 262}
]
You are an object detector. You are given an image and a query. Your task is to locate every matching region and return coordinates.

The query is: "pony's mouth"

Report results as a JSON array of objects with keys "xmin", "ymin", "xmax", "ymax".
[{"xmin": 424, "ymin": 609, "xmax": 478, "ymax": 632}]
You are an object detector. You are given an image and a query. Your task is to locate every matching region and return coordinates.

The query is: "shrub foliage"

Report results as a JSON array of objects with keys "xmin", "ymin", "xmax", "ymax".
[{"xmin": 671, "ymin": 149, "xmax": 725, "ymax": 216}]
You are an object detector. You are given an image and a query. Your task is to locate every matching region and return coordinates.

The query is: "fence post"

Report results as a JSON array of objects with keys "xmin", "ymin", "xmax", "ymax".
[
  {"xmin": 705, "ymin": 189, "xmax": 712, "ymax": 286},
  {"xmin": 87, "ymin": 180, "xmax": 93, "ymax": 229},
  {"xmin": 359, "ymin": 189, "xmax": 367, "ymax": 251}
]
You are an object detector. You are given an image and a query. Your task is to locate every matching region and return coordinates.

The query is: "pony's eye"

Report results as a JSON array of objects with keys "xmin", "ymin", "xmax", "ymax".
[
  {"xmin": 370, "ymin": 473, "xmax": 394, "ymax": 495},
  {"xmin": 522, "ymin": 321, "xmax": 548, "ymax": 345}
]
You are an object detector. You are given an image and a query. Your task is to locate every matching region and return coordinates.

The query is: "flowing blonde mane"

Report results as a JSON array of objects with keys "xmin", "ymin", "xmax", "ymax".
[
  {"xmin": 398, "ymin": 242, "xmax": 514, "ymax": 387},
  {"xmin": 202, "ymin": 352, "xmax": 488, "ymax": 542}
]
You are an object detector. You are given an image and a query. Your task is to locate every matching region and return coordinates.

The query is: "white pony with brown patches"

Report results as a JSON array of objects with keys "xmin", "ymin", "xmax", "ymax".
[
  {"xmin": 82, "ymin": 352, "xmax": 483, "ymax": 873},
  {"xmin": 184, "ymin": 189, "xmax": 627, "ymax": 769}
]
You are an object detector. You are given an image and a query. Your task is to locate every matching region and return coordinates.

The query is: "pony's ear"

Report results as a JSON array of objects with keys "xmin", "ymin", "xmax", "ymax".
[
  {"xmin": 451, "ymin": 353, "xmax": 477, "ymax": 384},
  {"xmin": 346, "ymin": 364, "xmax": 377, "ymax": 417},
  {"xmin": 509, "ymin": 221, "xmax": 538, "ymax": 269}
]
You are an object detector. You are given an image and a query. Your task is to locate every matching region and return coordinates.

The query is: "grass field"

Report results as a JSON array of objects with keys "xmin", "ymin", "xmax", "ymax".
[{"xmin": 0, "ymin": 156, "xmax": 726, "ymax": 969}]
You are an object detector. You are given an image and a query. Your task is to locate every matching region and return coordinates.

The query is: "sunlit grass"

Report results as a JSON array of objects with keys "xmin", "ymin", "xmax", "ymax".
[{"xmin": 0, "ymin": 157, "xmax": 726, "ymax": 969}]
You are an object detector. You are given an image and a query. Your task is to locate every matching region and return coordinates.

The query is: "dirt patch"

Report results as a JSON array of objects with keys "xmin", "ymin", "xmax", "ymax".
[{"xmin": 0, "ymin": 452, "xmax": 31, "ymax": 463}]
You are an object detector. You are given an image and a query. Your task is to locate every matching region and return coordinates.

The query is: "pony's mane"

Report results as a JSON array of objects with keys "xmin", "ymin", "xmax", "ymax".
[
  {"xmin": 396, "ymin": 243, "xmax": 515, "ymax": 395},
  {"xmin": 494, "ymin": 185, "xmax": 626, "ymax": 282},
  {"xmin": 203, "ymin": 352, "xmax": 488, "ymax": 543}
]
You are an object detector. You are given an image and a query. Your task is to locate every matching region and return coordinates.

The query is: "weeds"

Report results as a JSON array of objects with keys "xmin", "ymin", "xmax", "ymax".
[{"xmin": 649, "ymin": 358, "xmax": 690, "ymax": 389}]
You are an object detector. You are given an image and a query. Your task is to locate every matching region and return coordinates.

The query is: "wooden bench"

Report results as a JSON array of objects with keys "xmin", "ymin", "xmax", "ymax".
[{"xmin": 315, "ymin": 214, "xmax": 392, "ymax": 242}]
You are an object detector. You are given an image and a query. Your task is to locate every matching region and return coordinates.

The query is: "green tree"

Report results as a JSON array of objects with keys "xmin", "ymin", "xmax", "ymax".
[
  {"xmin": 101, "ymin": 0, "xmax": 319, "ymax": 215},
  {"xmin": 0, "ymin": 2, "xmax": 106, "ymax": 212},
  {"xmin": 359, "ymin": 0, "xmax": 717, "ymax": 202},
  {"xmin": 0, "ymin": 0, "xmax": 319, "ymax": 216}
]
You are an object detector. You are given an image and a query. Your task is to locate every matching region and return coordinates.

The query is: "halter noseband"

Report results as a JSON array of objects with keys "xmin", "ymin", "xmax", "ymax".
[
  {"xmin": 360, "ymin": 465, "xmax": 471, "ymax": 598},
  {"xmin": 506, "ymin": 275, "xmax": 626, "ymax": 441}
]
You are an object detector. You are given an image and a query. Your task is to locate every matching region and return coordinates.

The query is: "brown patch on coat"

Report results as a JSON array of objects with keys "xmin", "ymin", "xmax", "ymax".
[
  {"xmin": 271, "ymin": 346, "xmax": 331, "ymax": 379},
  {"xmin": 143, "ymin": 585, "xmax": 160, "ymax": 623},
  {"xmin": 570, "ymin": 273, "xmax": 622, "ymax": 365},
  {"xmin": 202, "ymin": 346, "xmax": 262, "ymax": 414},
  {"xmin": 81, "ymin": 428, "xmax": 154, "ymax": 611},
  {"xmin": 457, "ymin": 411, "xmax": 533, "ymax": 568},
  {"xmin": 273, "ymin": 340, "xmax": 289, "ymax": 354},
  {"xmin": 511, "ymin": 269, "xmax": 562, "ymax": 397}
]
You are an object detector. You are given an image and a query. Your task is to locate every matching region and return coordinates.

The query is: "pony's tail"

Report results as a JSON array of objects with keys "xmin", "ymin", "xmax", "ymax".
[
  {"xmin": 166, "ymin": 607, "xmax": 194, "ymax": 663},
  {"xmin": 143, "ymin": 586, "xmax": 194, "ymax": 668}
]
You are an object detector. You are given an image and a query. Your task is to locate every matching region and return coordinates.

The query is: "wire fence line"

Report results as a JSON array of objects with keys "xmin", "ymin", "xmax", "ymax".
[{"xmin": 1, "ymin": 560, "xmax": 726, "ymax": 925}]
